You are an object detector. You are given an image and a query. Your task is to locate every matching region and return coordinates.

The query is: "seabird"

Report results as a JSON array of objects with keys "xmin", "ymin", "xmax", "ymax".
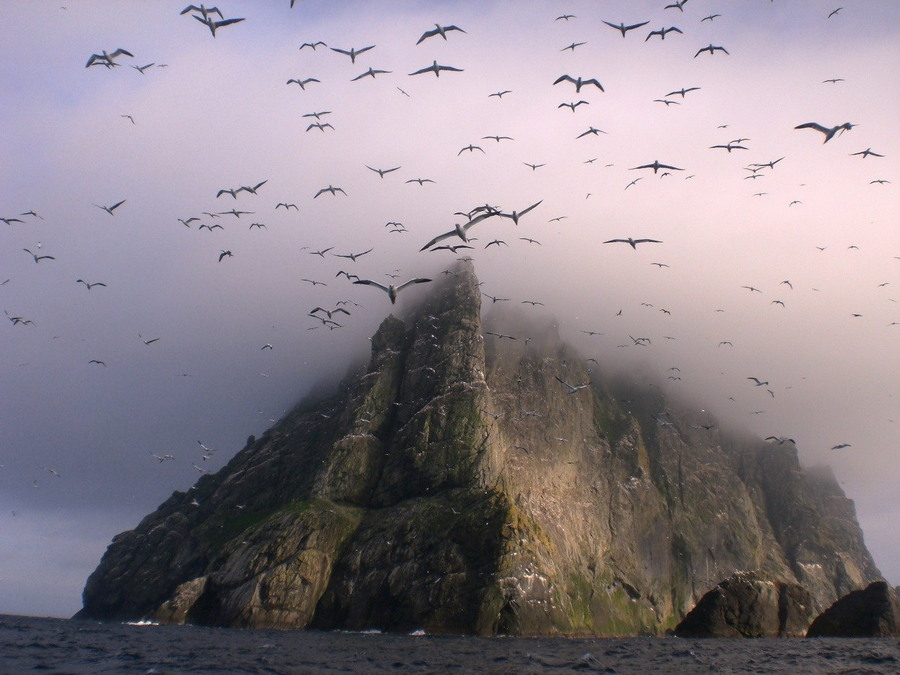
[
  {"xmin": 602, "ymin": 20, "xmax": 650, "ymax": 37},
  {"xmin": 192, "ymin": 14, "xmax": 245, "ymax": 37},
  {"xmin": 353, "ymin": 278, "xmax": 431, "ymax": 304},
  {"xmin": 645, "ymin": 26, "xmax": 683, "ymax": 40},
  {"xmin": 604, "ymin": 238, "xmax": 662, "ymax": 248},
  {"xmin": 287, "ymin": 77, "xmax": 320, "ymax": 89},
  {"xmin": 794, "ymin": 121, "xmax": 854, "ymax": 143},
  {"xmin": 630, "ymin": 160, "xmax": 683, "ymax": 174},
  {"xmin": 85, "ymin": 48, "xmax": 133, "ymax": 68},
  {"xmin": 314, "ymin": 185, "xmax": 346, "ymax": 198},
  {"xmin": 409, "ymin": 60, "xmax": 463, "ymax": 77},
  {"xmin": 93, "ymin": 199, "xmax": 126, "ymax": 215},
  {"xmin": 416, "ymin": 24, "xmax": 466, "ymax": 45},
  {"xmin": 553, "ymin": 74, "xmax": 604, "ymax": 92},
  {"xmin": 366, "ymin": 165, "xmax": 401, "ymax": 178},
  {"xmin": 330, "ymin": 45, "xmax": 375, "ymax": 63},
  {"xmin": 694, "ymin": 44, "xmax": 729, "ymax": 57}
]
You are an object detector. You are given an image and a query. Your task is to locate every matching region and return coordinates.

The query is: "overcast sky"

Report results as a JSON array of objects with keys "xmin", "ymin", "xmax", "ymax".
[{"xmin": 1, "ymin": 1, "xmax": 897, "ymax": 618}]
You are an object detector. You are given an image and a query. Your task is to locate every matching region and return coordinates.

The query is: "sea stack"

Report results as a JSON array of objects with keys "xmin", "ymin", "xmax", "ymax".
[{"xmin": 77, "ymin": 261, "xmax": 881, "ymax": 635}]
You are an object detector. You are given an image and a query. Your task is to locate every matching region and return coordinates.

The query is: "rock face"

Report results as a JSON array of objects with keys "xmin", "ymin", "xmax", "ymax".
[
  {"xmin": 806, "ymin": 581, "xmax": 900, "ymax": 637},
  {"xmin": 76, "ymin": 261, "xmax": 882, "ymax": 635},
  {"xmin": 673, "ymin": 572, "xmax": 814, "ymax": 637}
]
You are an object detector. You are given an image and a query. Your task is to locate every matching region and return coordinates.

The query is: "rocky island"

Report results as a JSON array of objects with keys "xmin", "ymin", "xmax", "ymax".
[{"xmin": 77, "ymin": 262, "xmax": 882, "ymax": 635}]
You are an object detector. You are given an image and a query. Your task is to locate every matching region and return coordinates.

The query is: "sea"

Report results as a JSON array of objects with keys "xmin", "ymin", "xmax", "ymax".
[{"xmin": 1, "ymin": 614, "xmax": 898, "ymax": 674}]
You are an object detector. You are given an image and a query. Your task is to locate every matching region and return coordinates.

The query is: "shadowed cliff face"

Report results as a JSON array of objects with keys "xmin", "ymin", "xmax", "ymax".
[{"xmin": 76, "ymin": 261, "xmax": 881, "ymax": 635}]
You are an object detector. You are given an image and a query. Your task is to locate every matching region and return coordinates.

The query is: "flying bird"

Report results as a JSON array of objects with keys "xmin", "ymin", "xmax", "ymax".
[
  {"xmin": 794, "ymin": 121, "xmax": 854, "ymax": 143},
  {"xmin": 353, "ymin": 278, "xmax": 431, "ymax": 304},
  {"xmin": 192, "ymin": 14, "xmax": 245, "ymax": 37},
  {"xmin": 604, "ymin": 238, "xmax": 662, "ymax": 249},
  {"xmin": 23, "ymin": 248, "xmax": 55, "ymax": 263},
  {"xmin": 498, "ymin": 200, "xmax": 542, "ymax": 225},
  {"xmin": 351, "ymin": 67, "xmax": 392, "ymax": 81},
  {"xmin": 299, "ymin": 41, "xmax": 327, "ymax": 50},
  {"xmin": 76, "ymin": 279, "xmax": 106, "ymax": 290},
  {"xmin": 850, "ymin": 148, "xmax": 884, "ymax": 159},
  {"xmin": 287, "ymin": 77, "xmax": 320, "ymax": 89},
  {"xmin": 553, "ymin": 74, "xmax": 604, "ymax": 93},
  {"xmin": 314, "ymin": 185, "xmax": 346, "ymax": 198},
  {"xmin": 409, "ymin": 60, "xmax": 463, "ymax": 77},
  {"xmin": 558, "ymin": 100, "xmax": 589, "ymax": 112},
  {"xmin": 630, "ymin": 160, "xmax": 683, "ymax": 174},
  {"xmin": 666, "ymin": 87, "xmax": 700, "ymax": 98},
  {"xmin": 85, "ymin": 48, "xmax": 133, "ymax": 68},
  {"xmin": 694, "ymin": 44, "xmax": 729, "ymax": 57},
  {"xmin": 416, "ymin": 24, "xmax": 466, "ymax": 44},
  {"xmin": 645, "ymin": 26, "xmax": 683, "ymax": 40},
  {"xmin": 602, "ymin": 20, "xmax": 650, "ymax": 37},
  {"xmin": 333, "ymin": 247, "xmax": 374, "ymax": 262},
  {"xmin": 93, "ymin": 199, "xmax": 126, "ymax": 215},
  {"xmin": 330, "ymin": 45, "xmax": 375, "ymax": 63},
  {"xmin": 366, "ymin": 165, "xmax": 401, "ymax": 178}
]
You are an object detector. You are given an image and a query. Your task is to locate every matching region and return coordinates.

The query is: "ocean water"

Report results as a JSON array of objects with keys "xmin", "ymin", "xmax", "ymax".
[{"xmin": 1, "ymin": 615, "xmax": 898, "ymax": 674}]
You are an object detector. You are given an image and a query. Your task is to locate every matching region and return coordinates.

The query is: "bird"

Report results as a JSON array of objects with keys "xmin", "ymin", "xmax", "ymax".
[
  {"xmin": 485, "ymin": 331, "xmax": 515, "ymax": 339},
  {"xmin": 794, "ymin": 121, "xmax": 854, "ymax": 143},
  {"xmin": 216, "ymin": 187, "xmax": 241, "ymax": 199},
  {"xmin": 306, "ymin": 122, "xmax": 334, "ymax": 132},
  {"xmin": 406, "ymin": 177, "xmax": 435, "ymax": 185},
  {"xmin": 309, "ymin": 247, "xmax": 334, "ymax": 258},
  {"xmin": 624, "ymin": 178, "xmax": 643, "ymax": 190},
  {"xmin": 416, "ymin": 24, "xmax": 466, "ymax": 45},
  {"xmin": 314, "ymin": 185, "xmax": 346, "ymax": 198},
  {"xmin": 180, "ymin": 4, "xmax": 223, "ymax": 20},
  {"xmin": 710, "ymin": 143, "xmax": 748, "ymax": 152},
  {"xmin": 489, "ymin": 90, "xmax": 511, "ymax": 98},
  {"xmin": 351, "ymin": 67, "xmax": 392, "ymax": 81},
  {"xmin": 419, "ymin": 210, "xmax": 498, "ymax": 251},
  {"xmin": 88, "ymin": 359, "xmax": 106, "ymax": 367},
  {"xmin": 645, "ymin": 26, "xmax": 683, "ymax": 40},
  {"xmin": 555, "ymin": 376, "xmax": 590, "ymax": 394},
  {"xmin": 192, "ymin": 14, "xmax": 245, "ymax": 37},
  {"xmin": 458, "ymin": 144, "xmax": 485, "ymax": 155},
  {"xmin": 23, "ymin": 248, "xmax": 55, "ymax": 263},
  {"xmin": 561, "ymin": 41, "xmax": 587, "ymax": 52},
  {"xmin": 850, "ymin": 148, "xmax": 884, "ymax": 159},
  {"xmin": 309, "ymin": 306, "xmax": 351, "ymax": 320},
  {"xmin": 139, "ymin": 334, "xmax": 160, "ymax": 345},
  {"xmin": 121, "ymin": 114, "xmax": 135, "ymax": 124},
  {"xmin": 85, "ymin": 48, "xmax": 133, "ymax": 68},
  {"xmin": 1, "ymin": 217, "xmax": 25, "ymax": 225},
  {"xmin": 602, "ymin": 20, "xmax": 650, "ymax": 37},
  {"xmin": 353, "ymin": 278, "xmax": 431, "ymax": 304},
  {"xmin": 576, "ymin": 126, "xmax": 607, "ymax": 139},
  {"xmin": 248, "ymin": 222, "xmax": 266, "ymax": 230},
  {"xmin": 409, "ymin": 60, "xmax": 463, "ymax": 77},
  {"xmin": 218, "ymin": 209, "xmax": 252, "ymax": 218},
  {"xmin": 654, "ymin": 99, "xmax": 680, "ymax": 106},
  {"xmin": 701, "ymin": 14, "xmax": 721, "ymax": 22},
  {"xmin": 553, "ymin": 74, "xmax": 604, "ymax": 93},
  {"xmin": 666, "ymin": 87, "xmax": 700, "ymax": 98},
  {"xmin": 523, "ymin": 162, "xmax": 545, "ymax": 171},
  {"xmin": 287, "ymin": 77, "xmax": 320, "ymax": 90},
  {"xmin": 366, "ymin": 165, "xmax": 401, "ymax": 178},
  {"xmin": 298, "ymin": 41, "xmax": 327, "ymax": 50},
  {"xmin": 831, "ymin": 443, "xmax": 852, "ymax": 450},
  {"xmin": 239, "ymin": 180, "xmax": 268, "ymax": 194},
  {"xmin": 482, "ymin": 294, "xmax": 509, "ymax": 303},
  {"xmin": 823, "ymin": 77, "xmax": 845, "ymax": 84},
  {"xmin": 665, "ymin": 1, "xmax": 689, "ymax": 11},
  {"xmin": 178, "ymin": 217, "xmax": 199, "ymax": 227},
  {"xmin": 218, "ymin": 250, "xmax": 233, "ymax": 262},
  {"xmin": 130, "ymin": 63, "xmax": 155, "ymax": 74},
  {"xmin": 604, "ymin": 238, "xmax": 662, "ymax": 249},
  {"xmin": 330, "ymin": 45, "xmax": 375, "ymax": 63},
  {"xmin": 76, "ymin": 279, "xmax": 106, "ymax": 290},
  {"xmin": 828, "ymin": 7, "xmax": 843, "ymax": 18},
  {"xmin": 556, "ymin": 14, "xmax": 576, "ymax": 21},
  {"xmin": 695, "ymin": 44, "xmax": 729, "ymax": 57},
  {"xmin": 93, "ymin": 199, "xmax": 126, "ymax": 215},
  {"xmin": 747, "ymin": 377, "xmax": 769, "ymax": 386},
  {"xmin": 333, "ymin": 247, "xmax": 374, "ymax": 262},
  {"xmin": 630, "ymin": 160, "xmax": 683, "ymax": 174},
  {"xmin": 275, "ymin": 203, "xmax": 299, "ymax": 210},
  {"xmin": 558, "ymin": 100, "xmax": 589, "ymax": 112},
  {"xmin": 482, "ymin": 135, "xmax": 513, "ymax": 142},
  {"xmin": 498, "ymin": 200, "xmax": 542, "ymax": 225}
]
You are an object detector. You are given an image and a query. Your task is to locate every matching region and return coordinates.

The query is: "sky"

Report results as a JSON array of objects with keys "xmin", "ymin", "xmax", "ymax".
[{"xmin": 0, "ymin": 0, "xmax": 897, "ymax": 619}]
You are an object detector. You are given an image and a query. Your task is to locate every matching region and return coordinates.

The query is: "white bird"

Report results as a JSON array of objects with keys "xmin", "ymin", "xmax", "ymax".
[
  {"xmin": 555, "ymin": 376, "xmax": 590, "ymax": 394},
  {"xmin": 353, "ymin": 278, "xmax": 432, "ymax": 304},
  {"xmin": 416, "ymin": 24, "xmax": 466, "ymax": 45}
]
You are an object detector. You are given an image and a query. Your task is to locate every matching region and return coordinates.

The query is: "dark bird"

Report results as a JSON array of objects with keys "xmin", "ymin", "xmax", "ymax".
[
  {"xmin": 309, "ymin": 306, "xmax": 351, "ymax": 320},
  {"xmin": 555, "ymin": 375, "xmax": 590, "ymax": 394},
  {"xmin": 850, "ymin": 148, "xmax": 884, "ymax": 159},
  {"xmin": 747, "ymin": 377, "xmax": 769, "ymax": 386},
  {"xmin": 561, "ymin": 41, "xmax": 587, "ymax": 52},
  {"xmin": 602, "ymin": 20, "xmax": 650, "ymax": 37},
  {"xmin": 409, "ymin": 60, "xmax": 463, "ymax": 77},
  {"xmin": 645, "ymin": 26, "xmax": 683, "ymax": 40},
  {"xmin": 654, "ymin": 99, "xmax": 680, "ymax": 106},
  {"xmin": 287, "ymin": 77, "xmax": 320, "ymax": 89},
  {"xmin": 178, "ymin": 217, "xmax": 199, "ymax": 227},
  {"xmin": 276, "ymin": 202, "xmax": 299, "ymax": 210},
  {"xmin": 314, "ymin": 185, "xmax": 346, "ymax": 198},
  {"xmin": 523, "ymin": 162, "xmax": 545, "ymax": 171},
  {"xmin": 85, "ymin": 48, "xmax": 133, "ymax": 68},
  {"xmin": 483, "ymin": 294, "xmax": 510, "ymax": 303},
  {"xmin": 831, "ymin": 443, "xmax": 852, "ymax": 450},
  {"xmin": 710, "ymin": 143, "xmax": 748, "ymax": 152},
  {"xmin": 198, "ymin": 223, "xmax": 224, "ymax": 231},
  {"xmin": 558, "ymin": 100, "xmax": 589, "ymax": 112},
  {"xmin": 88, "ymin": 359, "xmax": 107, "ymax": 366},
  {"xmin": 299, "ymin": 41, "xmax": 327, "ymax": 50},
  {"xmin": 23, "ymin": 248, "xmax": 55, "ymax": 263},
  {"xmin": 631, "ymin": 160, "xmax": 683, "ymax": 174},
  {"xmin": 665, "ymin": 0, "xmax": 689, "ymax": 11},
  {"xmin": 482, "ymin": 135, "xmax": 513, "ymax": 142},
  {"xmin": 576, "ymin": 126, "xmax": 607, "ymax": 139},
  {"xmin": 666, "ymin": 86, "xmax": 700, "ymax": 97},
  {"xmin": 499, "ymin": 200, "xmax": 542, "ymax": 225},
  {"xmin": 366, "ymin": 165, "xmax": 401, "ymax": 178},
  {"xmin": 823, "ymin": 77, "xmax": 845, "ymax": 84},
  {"xmin": 218, "ymin": 250, "xmax": 233, "ymax": 262},
  {"xmin": 553, "ymin": 74, "xmax": 604, "ymax": 92},
  {"xmin": 309, "ymin": 247, "xmax": 334, "ymax": 258},
  {"xmin": 333, "ymin": 247, "xmax": 374, "ymax": 262},
  {"xmin": 219, "ymin": 209, "xmax": 253, "ymax": 218},
  {"xmin": 486, "ymin": 331, "xmax": 516, "ymax": 339},
  {"xmin": 458, "ymin": 144, "xmax": 485, "ymax": 155},
  {"xmin": 794, "ymin": 121, "xmax": 854, "ymax": 143},
  {"xmin": 139, "ymin": 333, "xmax": 160, "ymax": 345},
  {"xmin": 556, "ymin": 14, "xmax": 576, "ymax": 21},
  {"xmin": 130, "ymin": 63, "xmax": 155, "ymax": 74},
  {"xmin": 180, "ymin": 4, "xmax": 223, "ymax": 20},
  {"xmin": 701, "ymin": 14, "xmax": 721, "ymax": 22},
  {"xmin": 351, "ymin": 67, "xmax": 392, "ymax": 81},
  {"xmin": 416, "ymin": 23, "xmax": 466, "ymax": 45},
  {"xmin": 93, "ymin": 199, "xmax": 126, "ymax": 215},
  {"xmin": 695, "ymin": 44, "xmax": 729, "ymax": 57},
  {"xmin": 828, "ymin": 7, "xmax": 843, "ymax": 18},
  {"xmin": 240, "ymin": 180, "xmax": 268, "ymax": 194},
  {"xmin": 306, "ymin": 122, "xmax": 334, "ymax": 132},
  {"xmin": 330, "ymin": 45, "xmax": 375, "ymax": 63},
  {"xmin": 1, "ymin": 217, "xmax": 24, "ymax": 225},
  {"xmin": 406, "ymin": 177, "xmax": 435, "ymax": 185},
  {"xmin": 353, "ymin": 278, "xmax": 431, "ymax": 304},
  {"xmin": 489, "ymin": 90, "xmax": 511, "ymax": 98},
  {"xmin": 193, "ymin": 14, "xmax": 245, "ymax": 38},
  {"xmin": 604, "ymin": 238, "xmax": 661, "ymax": 249},
  {"xmin": 76, "ymin": 279, "xmax": 106, "ymax": 290}
]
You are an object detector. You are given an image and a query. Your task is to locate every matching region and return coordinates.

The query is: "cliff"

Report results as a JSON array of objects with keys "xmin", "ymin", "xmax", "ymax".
[{"xmin": 76, "ymin": 261, "xmax": 881, "ymax": 635}]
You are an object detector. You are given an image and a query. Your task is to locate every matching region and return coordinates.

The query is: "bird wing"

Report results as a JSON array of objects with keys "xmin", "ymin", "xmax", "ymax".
[
  {"xmin": 416, "ymin": 27, "xmax": 440, "ymax": 44},
  {"xmin": 420, "ymin": 230, "xmax": 458, "ymax": 251},
  {"xmin": 396, "ymin": 278, "xmax": 432, "ymax": 291},
  {"xmin": 353, "ymin": 279, "xmax": 391, "ymax": 293},
  {"xmin": 626, "ymin": 21, "xmax": 650, "ymax": 30},
  {"xmin": 634, "ymin": 239, "xmax": 662, "ymax": 244},
  {"xmin": 553, "ymin": 74, "xmax": 576, "ymax": 86}
]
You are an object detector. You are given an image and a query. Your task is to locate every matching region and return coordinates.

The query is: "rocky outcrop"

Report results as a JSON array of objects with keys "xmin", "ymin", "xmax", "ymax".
[
  {"xmin": 673, "ymin": 572, "xmax": 814, "ymax": 637},
  {"xmin": 76, "ymin": 261, "xmax": 882, "ymax": 635},
  {"xmin": 806, "ymin": 581, "xmax": 900, "ymax": 637}
]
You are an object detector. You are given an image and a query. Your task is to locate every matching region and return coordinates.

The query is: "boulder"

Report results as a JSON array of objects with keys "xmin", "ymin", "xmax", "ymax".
[{"xmin": 806, "ymin": 581, "xmax": 900, "ymax": 637}]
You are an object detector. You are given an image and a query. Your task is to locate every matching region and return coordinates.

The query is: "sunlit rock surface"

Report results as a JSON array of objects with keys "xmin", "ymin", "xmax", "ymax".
[{"xmin": 77, "ymin": 261, "xmax": 881, "ymax": 635}]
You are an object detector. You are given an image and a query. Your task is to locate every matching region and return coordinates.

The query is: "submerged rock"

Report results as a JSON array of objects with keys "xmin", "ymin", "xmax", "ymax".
[
  {"xmin": 806, "ymin": 581, "xmax": 900, "ymax": 637},
  {"xmin": 76, "ymin": 261, "xmax": 882, "ymax": 635}
]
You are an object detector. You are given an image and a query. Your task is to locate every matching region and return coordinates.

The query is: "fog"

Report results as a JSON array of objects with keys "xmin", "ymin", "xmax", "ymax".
[{"xmin": 0, "ymin": 1, "xmax": 897, "ymax": 617}]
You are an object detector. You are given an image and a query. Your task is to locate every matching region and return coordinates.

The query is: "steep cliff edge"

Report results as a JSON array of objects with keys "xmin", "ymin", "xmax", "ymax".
[{"xmin": 77, "ymin": 261, "xmax": 881, "ymax": 635}]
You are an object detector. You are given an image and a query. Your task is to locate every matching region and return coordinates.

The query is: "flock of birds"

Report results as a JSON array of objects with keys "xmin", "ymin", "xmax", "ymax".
[{"xmin": 3, "ymin": 2, "xmax": 897, "ymax": 498}]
